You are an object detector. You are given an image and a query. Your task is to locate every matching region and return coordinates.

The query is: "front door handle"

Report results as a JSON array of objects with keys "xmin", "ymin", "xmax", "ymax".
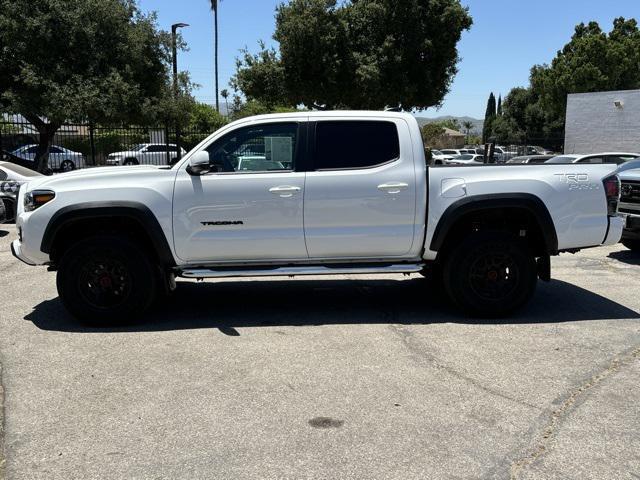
[
  {"xmin": 377, "ymin": 182, "xmax": 409, "ymax": 194},
  {"xmin": 269, "ymin": 185, "xmax": 301, "ymax": 198}
]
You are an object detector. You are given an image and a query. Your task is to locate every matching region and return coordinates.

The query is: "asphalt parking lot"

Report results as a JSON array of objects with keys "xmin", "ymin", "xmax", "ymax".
[{"xmin": 0, "ymin": 224, "xmax": 639, "ymax": 480}]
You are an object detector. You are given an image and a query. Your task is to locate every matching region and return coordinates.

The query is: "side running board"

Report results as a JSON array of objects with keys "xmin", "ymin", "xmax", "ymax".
[{"xmin": 179, "ymin": 264, "xmax": 423, "ymax": 279}]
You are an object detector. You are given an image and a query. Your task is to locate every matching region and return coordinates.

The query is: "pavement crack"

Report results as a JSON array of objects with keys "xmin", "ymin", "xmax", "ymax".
[
  {"xmin": 509, "ymin": 344, "xmax": 640, "ymax": 480},
  {"xmin": 388, "ymin": 324, "xmax": 539, "ymax": 410}
]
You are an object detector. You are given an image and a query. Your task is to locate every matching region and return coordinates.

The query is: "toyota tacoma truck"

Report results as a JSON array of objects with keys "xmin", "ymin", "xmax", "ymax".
[{"xmin": 11, "ymin": 112, "xmax": 623, "ymax": 322}]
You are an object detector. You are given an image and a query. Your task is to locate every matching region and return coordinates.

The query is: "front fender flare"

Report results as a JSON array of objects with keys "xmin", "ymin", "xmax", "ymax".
[{"xmin": 41, "ymin": 201, "xmax": 175, "ymax": 266}]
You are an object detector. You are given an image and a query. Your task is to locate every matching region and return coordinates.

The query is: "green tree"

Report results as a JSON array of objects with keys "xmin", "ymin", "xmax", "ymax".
[
  {"xmin": 497, "ymin": 95, "xmax": 502, "ymax": 115},
  {"xmin": 498, "ymin": 17, "xmax": 640, "ymax": 147},
  {"xmin": 220, "ymin": 89, "xmax": 230, "ymax": 117},
  {"xmin": 188, "ymin": 102, "xmax": 227, "ymax": 132},
  {"xmin": 233, "ymin": 0, "xmax": 472, "ymax": 110},
  {"xmin": 462, "ymin": 120, "xmax": 474, "ymax": 142},
  {"xmin": 421, "ymin": 123, "xmax": 445, "ymax": 148},
  {"xmin": 229, "ymin": 99, "xmax": 299, "ymax": 121},
  {"xmin": 532, "ymin": 18, "xmax": 640, "ymax": 131},
  {"xmin": 0, "ymin": 0, "xmax": 175, "ymax": 172},
  {"xmin": 489, "ymin": 115, "xmax": 524, "ymax": 144},
  {"xmin": 232, "ymin": 43, "xmax": 290, "ymax": 108},
  {"xmin": 482, "ymin": 92, "xmax": 497, "ymax": 143}
]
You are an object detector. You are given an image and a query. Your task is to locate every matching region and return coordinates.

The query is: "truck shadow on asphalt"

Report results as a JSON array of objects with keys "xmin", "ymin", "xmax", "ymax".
[
  {"xmin": 608, "ymin": 250, "xmax": 640, "ymax": 266},
  {"xmin": 24, "ymin": 277, "xmax": 640, "ymax": 334}
]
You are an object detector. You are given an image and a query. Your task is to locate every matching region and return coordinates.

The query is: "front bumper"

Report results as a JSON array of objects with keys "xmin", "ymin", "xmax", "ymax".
[
  {"xmin": 602, "ymin": 216, "xmax": 624, "ymax": 246},
  {"xmin": 11, "ymin": 239, "xmax": 37, "ymax": 266},
  {"xmin": 621, "ymin": 213, "xmax": 640, "ymax": 241}
]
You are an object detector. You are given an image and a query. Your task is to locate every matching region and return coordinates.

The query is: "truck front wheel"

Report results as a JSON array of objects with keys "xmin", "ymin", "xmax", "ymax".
[
  {"xmin": 57, "ymin": 236, "xmax": 157, "ymax": 324},
  {"xmin": 443, "ymin": 232, "xmax": 537, "ymax": 317}
]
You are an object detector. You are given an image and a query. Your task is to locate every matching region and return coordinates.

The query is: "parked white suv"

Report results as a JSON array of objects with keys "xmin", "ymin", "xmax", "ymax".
[
  {"xmin": 546, "ymin": 153, "xmax": 640, "ymax": 164},
  {"xmin": 12, "ymin": 112, "xmax": 623, "ymax": 323},
  {"xmin": 106, "ymin": 143, "xmax": 187, "ymax": 166}
]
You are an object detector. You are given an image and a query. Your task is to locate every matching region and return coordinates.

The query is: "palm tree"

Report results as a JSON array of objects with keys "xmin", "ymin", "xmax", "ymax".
[
  {"xmin": 221, "ymin": 89, "xmax": 229, "ymax": 117},
  {"xmin": 209, "ymin": 0, "xmax": 220, "ymax": 112},
  {"xmin": 462, "ymin": 120, "xmax": 474, "ymax": 143}
]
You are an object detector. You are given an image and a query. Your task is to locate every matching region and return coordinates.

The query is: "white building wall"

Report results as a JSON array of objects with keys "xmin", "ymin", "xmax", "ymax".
[{"xmin": 564, "ymin": 89, "xmax": 640, "ymax": 154}]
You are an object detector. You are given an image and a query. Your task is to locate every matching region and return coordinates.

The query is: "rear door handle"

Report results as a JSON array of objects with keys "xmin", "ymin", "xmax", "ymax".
[
  {"xmin": 377, "ymin": 182, "xmax": 409, "ymax": 194},
  {"xmin": 269, "ymin": 185, "xmax": 301, "ymax": 198}
]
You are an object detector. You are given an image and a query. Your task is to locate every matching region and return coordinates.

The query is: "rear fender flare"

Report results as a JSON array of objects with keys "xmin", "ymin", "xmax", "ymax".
[{"xmin": 429, "ymin": 193, "xmax": 558, "ymax": 254}]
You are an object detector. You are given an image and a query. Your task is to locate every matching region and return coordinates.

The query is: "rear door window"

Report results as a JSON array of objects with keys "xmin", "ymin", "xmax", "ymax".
[{"xmin": 314, "ymin": 121, "xmax": 400, "ymax": 170}]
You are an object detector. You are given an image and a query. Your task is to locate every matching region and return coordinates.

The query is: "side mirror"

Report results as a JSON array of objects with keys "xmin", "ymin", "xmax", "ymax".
[{"xmin": 186, "ymin": 151, "xmax": 211, "ymax": 176}]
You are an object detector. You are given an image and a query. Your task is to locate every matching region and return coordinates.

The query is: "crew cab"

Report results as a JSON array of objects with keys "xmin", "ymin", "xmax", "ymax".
[{"xmin": 11, "ymin": 112, "xmax": 623, "ymax": 323}]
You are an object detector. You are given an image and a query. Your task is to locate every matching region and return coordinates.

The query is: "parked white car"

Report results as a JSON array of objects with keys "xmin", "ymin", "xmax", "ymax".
[
  {"xmin": 440, "ymin": 149, "xmax": 465, "ymax": 157},
  {"xmin": 10, "ymin": 144, "xmax": 85, "ymax": 172},
  {"xmin": 447, "ymin": 154, "xmax": 484, "ymax": 165},
  {"xmin": 106, "ymin": 143, "xmax": 187, "ymax": 166},
  {"xmin": 430, "ymin": 149, "xmax": 453, "ymax": 165},
  {"xmin": 546, "ymin": 152, "xmax": 640, "ymax": 164}
]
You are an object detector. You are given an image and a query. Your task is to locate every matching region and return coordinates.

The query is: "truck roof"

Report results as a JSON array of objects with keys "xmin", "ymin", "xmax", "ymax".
[{"xmin": 230, "ymin": 110, "xmax": 416, "ymax": 122}]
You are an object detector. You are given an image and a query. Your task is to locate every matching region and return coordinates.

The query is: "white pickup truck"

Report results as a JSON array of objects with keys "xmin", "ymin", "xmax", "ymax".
[{"xmin": 11, "ymin": 112, "xmax": 623, "ymax": 322}]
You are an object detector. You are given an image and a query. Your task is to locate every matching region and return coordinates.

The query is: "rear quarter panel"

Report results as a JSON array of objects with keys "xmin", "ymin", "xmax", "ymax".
[{"xmin": 424, "ymin": 163, "xmax": 618, "ymax": 260}]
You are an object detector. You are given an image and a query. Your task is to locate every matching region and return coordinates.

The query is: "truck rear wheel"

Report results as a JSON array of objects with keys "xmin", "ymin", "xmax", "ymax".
[
  {"xmin": 443, "ymin": 232, "xmax": 537, "ymax": 317},
  {"xmin": 622, "ymin": 240, "xmax": 640, "ymax": 252},
  {"xmin": 57, "ymin": 235, "xmax": 157, "ymax": 325}
]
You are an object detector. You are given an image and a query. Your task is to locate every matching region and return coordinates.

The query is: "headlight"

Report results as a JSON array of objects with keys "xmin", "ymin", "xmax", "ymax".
[
  {"xmin": 24, "ymin": 190, "xmax": 55, "ymax": 211},
  {"xmin": 0, "ymin": 181, "xmax": 23, "ymax": 195}
]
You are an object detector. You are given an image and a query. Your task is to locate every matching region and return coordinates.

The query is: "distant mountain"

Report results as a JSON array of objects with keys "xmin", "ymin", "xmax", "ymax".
[{"xmin": 415, "ymin": 115, "xmax": 483, "ymax": 135}]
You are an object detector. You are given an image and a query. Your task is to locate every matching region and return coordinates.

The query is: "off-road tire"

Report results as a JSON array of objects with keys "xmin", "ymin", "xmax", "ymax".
[
  {"xmin": 57, "ymin": 235, "xmax": 157, "ymax": 325},
  {"xmin": 443, "ymin": 232, "xmax": 537, "ymax": 317},
  {"xmin": 622, "ymin": 240, "xmax": 640, "ymax": 252}
]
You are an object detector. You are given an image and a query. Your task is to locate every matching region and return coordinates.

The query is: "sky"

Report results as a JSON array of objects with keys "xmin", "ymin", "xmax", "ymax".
[{"xmin": 138, "ymin": 0, "xmax": 640, "ymax": 119}]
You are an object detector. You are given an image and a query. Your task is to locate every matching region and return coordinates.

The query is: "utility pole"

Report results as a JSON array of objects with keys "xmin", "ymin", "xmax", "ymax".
[
  {"xmin": 211, "ymin": 0, "xmax": 220, "ymax": 112},
  {"xmin": 171, "ymin": 22, "xmax": 189, "ymax": 162}
]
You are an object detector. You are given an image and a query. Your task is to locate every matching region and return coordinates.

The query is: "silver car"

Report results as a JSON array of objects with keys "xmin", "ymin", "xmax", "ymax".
[
  {"xmin": 11, "ymin": 144, "xmax": 86, "ymax": 172},
  {"xmin": 0, "ymin": 161, "xmax": 43, "ymax": 222}
]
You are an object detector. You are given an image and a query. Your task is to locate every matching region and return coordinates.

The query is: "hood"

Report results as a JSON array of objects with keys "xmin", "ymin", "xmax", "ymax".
[
  {"xmin": 24, "ymin": 165, "xmax": 166, "ymax": 191},
  {"xmin": 619, "ymin": 168, "xmax": 640, "ymax": 181}
]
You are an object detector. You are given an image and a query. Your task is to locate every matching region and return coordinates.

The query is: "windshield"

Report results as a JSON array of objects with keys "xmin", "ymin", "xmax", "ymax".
[
  {"xmin": 431, "ymin": 150, "xmax": 442, "ymax": 156},
  {"xmin": 0, "ymin": 162, "xmax": 42, "ymax": 177},
  {"xmin": 546, "ymin": 155, "xmax": 577, "ymax": 164},
  {"xmin": 129, "ymin": 144, "xmax": 147, "ymax": 152}
]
